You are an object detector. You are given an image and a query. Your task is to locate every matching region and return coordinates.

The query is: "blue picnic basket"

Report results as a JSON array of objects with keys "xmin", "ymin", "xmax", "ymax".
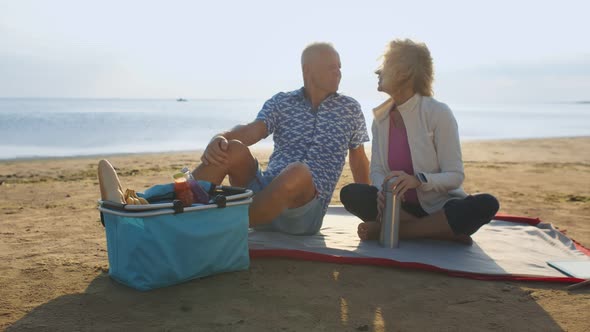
[{"xmin": 98, "ymin": 185, "xmax": 252, "ymax": 291}]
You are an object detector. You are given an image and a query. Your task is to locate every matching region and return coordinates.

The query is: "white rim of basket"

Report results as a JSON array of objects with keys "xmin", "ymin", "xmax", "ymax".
[
  {"xmin": 98, "ymin": 197, "xmax": 253, "ymax": 217},
  {"xmin": 97, "ymin": 188, "xmax": 253, "ymax": 217}
]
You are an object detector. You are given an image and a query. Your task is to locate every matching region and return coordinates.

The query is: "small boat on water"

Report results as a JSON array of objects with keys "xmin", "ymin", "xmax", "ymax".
[{"xmin": 176, "ymin": 98, "xmax": 188, "ymax": 102}]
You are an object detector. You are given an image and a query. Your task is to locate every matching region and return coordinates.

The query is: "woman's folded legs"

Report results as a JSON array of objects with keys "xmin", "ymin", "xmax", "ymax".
[{"xmin": 340, "ymin": 183, "xmax": 500, "ymax": 244}]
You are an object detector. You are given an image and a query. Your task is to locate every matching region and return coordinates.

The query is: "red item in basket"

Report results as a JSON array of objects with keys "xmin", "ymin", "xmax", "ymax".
[{"xmin": 174, "ymin": 178, "xmax": 194, "ymax": 207}]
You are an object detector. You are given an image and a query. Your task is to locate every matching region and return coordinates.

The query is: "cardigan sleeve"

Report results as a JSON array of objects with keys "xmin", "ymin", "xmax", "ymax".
[
  {"xmin": 419, "ymin": 104, "xmax": 465, "ymax": 192},
  {"xmin": 370, "ymin": 119, "xmax": 387, "ymax": 189}
]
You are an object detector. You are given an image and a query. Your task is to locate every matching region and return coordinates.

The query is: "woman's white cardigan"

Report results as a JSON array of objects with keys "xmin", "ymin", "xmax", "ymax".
[{"xmin": 370, "ymin": 93, "xmax": 467, "ymax": 214}]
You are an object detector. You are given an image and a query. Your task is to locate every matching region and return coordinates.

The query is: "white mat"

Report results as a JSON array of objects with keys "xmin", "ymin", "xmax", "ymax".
[{"xmin": 249, "ymin": 206, "xmax": 590, "ymax": 279}]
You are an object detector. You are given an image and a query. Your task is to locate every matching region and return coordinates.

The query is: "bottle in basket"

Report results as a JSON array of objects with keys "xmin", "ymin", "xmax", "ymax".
[
  {"xmin": 173, "ymin": 173, "xmax": 194, "ymax": 207},
  {"xmin": 380, "ymin": 176, "xmax": 401, "ymax": 248},
  {"xmin": 179, "ymin": 167, "xmax": 210, "ymax": 204}
]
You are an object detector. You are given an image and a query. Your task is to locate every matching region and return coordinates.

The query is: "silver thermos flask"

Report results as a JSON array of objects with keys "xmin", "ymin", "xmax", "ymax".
[{"xmin": 380, "ymin": 177, "xmax": 401, "ymax": 248}]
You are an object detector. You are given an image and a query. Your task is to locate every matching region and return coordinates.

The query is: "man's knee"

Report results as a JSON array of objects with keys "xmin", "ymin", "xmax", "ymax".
[
  {"xmin": 280, "ymin": 163, "xmax": 314, "ymax": 197},
  {"xmin": 225, "ymin": 140, "xmax": 254, "ymax": 166}
]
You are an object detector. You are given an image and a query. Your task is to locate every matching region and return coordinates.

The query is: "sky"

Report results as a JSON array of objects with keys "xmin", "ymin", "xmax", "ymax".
[{"xmin": 0, "ymin": 0, "xmax": 589, "ymax": 104}]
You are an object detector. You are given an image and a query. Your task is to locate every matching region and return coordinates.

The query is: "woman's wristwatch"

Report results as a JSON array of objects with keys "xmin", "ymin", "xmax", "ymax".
[{"xmin": 415, "ymin": 172, "xmax": 428, "ymax": 186}]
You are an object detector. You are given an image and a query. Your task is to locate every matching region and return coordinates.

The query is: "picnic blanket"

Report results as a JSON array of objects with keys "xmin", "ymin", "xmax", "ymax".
[{"xmin": 249, "ymin": 206, "xmax": 590, "ymax": 283}]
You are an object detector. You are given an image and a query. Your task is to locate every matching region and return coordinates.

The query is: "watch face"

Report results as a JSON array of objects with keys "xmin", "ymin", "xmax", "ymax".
[{"xmin": 418, "ymin": 173, "xmax": 427, "ymax": 183}]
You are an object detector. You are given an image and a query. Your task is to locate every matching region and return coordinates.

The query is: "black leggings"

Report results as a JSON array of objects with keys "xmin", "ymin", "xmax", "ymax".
[{"xmin": 339, "ymin": 184, "xmax": 500, "ymax": 236}]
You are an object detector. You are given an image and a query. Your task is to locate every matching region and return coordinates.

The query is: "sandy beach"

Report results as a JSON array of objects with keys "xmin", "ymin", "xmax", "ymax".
[{"xmin": 1, "ymin": 137, "xmax": 589, "ymax": 331}]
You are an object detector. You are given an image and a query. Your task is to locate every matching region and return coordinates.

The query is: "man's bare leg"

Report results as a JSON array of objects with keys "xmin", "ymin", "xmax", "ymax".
[
  {"xmin": 193, "ymin": 142, "xmax": 316, "ymax": 227},
  {"xmin": 192, "ymin": 140, "xmax": 258, "ymax": 186},
  {"xmin": 248, "ymin": 162, "xmax": 316, "ymax": 226}
]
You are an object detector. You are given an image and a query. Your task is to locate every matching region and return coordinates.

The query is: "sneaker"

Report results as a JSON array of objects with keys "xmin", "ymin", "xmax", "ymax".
[{"xmin": 98, "ymin": 159, "xmax": 125, "ymax": 203}]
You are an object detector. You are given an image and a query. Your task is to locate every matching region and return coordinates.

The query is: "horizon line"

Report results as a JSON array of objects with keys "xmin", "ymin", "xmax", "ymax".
[{"xmin": 0, "ymin": 97, "xmax": 588, "ymax": 105}]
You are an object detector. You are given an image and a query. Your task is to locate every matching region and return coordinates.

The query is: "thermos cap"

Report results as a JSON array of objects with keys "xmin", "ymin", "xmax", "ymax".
[{"xmin": 383, "ymin": 176, "xmax": 398, "ymax": 193}]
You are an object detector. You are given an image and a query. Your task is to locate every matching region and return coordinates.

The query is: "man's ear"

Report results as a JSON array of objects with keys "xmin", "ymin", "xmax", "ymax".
[{"xmin": 302, "ymin": 64, "xmax": 310, "ymax": 76}]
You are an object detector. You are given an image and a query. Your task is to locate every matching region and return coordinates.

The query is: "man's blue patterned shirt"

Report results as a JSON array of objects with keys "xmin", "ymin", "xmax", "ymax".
[{"xmin": 255, "ymin": 88, "xmax": 369, "ymax": 214}]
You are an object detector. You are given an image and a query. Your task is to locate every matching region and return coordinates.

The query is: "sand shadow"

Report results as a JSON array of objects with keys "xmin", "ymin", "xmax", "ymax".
[{"xmin": 8, "ymin": 260, "xmax": 567, "ymax": 331}]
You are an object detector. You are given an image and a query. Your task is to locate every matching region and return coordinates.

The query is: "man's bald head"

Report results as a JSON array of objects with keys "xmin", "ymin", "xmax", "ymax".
[
  {"xmin": 301, "ymin": 42, "xmax": 338, "ymax": 67},
  {"xmin": 300, "ymin": 42, "xmax": 341, "ymax": 95}
]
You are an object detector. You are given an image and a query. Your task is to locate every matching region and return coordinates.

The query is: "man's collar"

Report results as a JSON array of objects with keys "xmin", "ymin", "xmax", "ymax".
[
  {"xmin": 298, "ymin": 87, "xmax": 339, "ymax": 102},
  {"xmin": 296, "ymin": 87, "xmax": 306, "ymax": 100}
]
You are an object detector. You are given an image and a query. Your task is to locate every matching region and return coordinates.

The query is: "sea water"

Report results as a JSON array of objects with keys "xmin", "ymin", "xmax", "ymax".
[{"xmin": 0, "ymin": 98, "xmax": 588, "ymax": 160}]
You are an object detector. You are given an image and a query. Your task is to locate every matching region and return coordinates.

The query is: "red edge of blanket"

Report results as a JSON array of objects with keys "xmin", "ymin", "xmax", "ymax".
[{"xmin": 250, "ymin": 214, "xmax": 590, "ymax": 283}]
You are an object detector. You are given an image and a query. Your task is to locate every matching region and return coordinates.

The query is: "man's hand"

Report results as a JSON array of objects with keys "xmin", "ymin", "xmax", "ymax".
[
  {"xmin": 382, "ymin": 170, "xmax": 421, "ymax": 200},
  {"xmin": 201, "ymin": 136, "xmax": 229, "ymax": 166}
]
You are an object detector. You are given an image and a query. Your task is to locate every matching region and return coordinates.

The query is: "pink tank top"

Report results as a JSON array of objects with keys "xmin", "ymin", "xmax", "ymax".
[{"xmin": 388, "ymin": 111, "xmax": 419, "ymax": 204}]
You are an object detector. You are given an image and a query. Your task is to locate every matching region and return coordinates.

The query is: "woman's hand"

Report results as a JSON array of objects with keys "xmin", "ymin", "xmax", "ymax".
[{"xmin": 382, "ymin": 170, "xmax": 421, "ymax": 199}]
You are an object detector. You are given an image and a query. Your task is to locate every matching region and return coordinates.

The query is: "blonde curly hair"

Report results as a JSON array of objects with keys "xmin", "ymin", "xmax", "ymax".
[{"xmin": 378, "ymin": 39, "xmax": 434, "ymax": 97}]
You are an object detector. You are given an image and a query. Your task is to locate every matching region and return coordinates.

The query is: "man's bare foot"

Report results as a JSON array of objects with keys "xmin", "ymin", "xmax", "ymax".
[{"xmin": 357, "ymin": 222, "xmax": 381, "ymax": 241}]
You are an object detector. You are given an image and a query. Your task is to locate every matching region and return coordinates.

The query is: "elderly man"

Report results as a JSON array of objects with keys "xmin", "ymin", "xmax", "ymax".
[{"xmin": 192, "ymin": 42, "xmax": 369, "ymax": 235}]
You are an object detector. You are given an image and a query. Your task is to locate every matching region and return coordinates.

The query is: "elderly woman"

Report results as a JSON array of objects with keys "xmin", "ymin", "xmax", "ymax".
[{"xmin": 340, "ymin": 39, "xmax": 499, "ymax": 244}]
